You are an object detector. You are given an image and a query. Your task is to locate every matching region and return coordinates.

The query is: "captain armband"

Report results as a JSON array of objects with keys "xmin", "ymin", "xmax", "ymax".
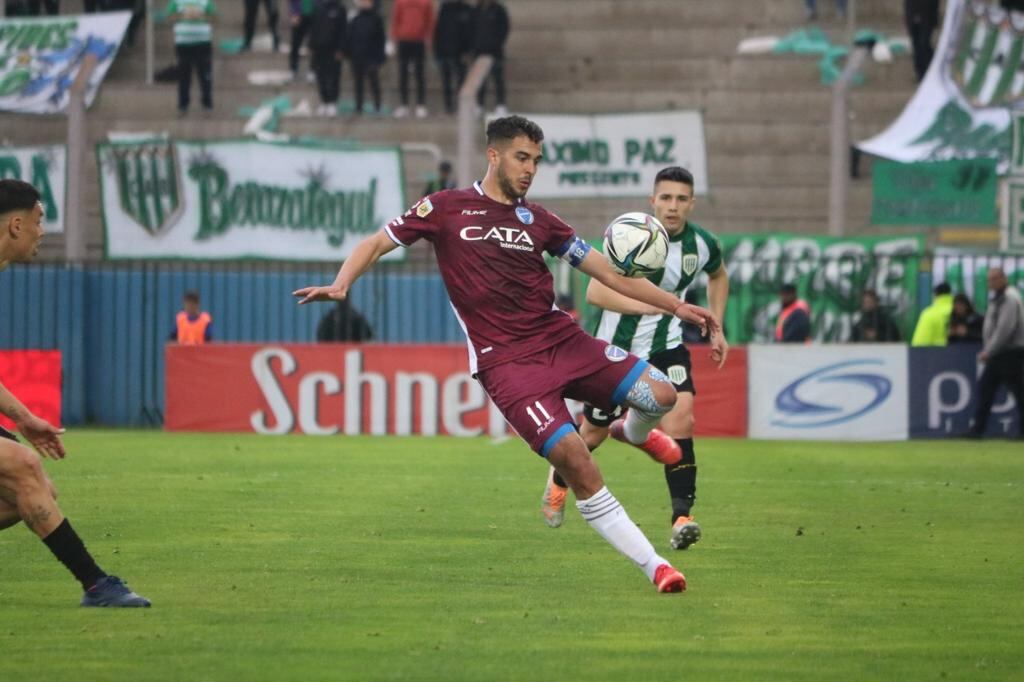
[{"xmin": 555, "ymin": 236, "xmax": 592, "ymax": 268}]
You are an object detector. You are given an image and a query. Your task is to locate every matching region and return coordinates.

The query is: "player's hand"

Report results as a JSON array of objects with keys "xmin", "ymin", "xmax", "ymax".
[
  {"xmin": 673, "ymin": 302, "xmax": 721, "ymax": 337},
  {"xmin": 978, "ymin": 350, "xmax": 989, "ymax": 363},
  {"xmin": 710, "ymin": 332, "xmax": 729, "ymax": 369},
  {"xmin": 292, "ymin": 285, "xmax": 347, "ymax": 305},
  {"xmin": 16, "ymin": 415, "xmax": 66, "ymax": 460}
]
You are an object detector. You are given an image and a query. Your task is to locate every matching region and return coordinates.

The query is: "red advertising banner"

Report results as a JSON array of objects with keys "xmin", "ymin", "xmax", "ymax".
[
  {"xmin": 0, "ymin": 350, "xmax": 62, "ymax": 430},
  {"xmin": 165, "ymin": 344, "xmax": 747, "ymax": 437},
  {"xmin": 689, "ymin": 345, "xmax": 747, "ymax": 437}
]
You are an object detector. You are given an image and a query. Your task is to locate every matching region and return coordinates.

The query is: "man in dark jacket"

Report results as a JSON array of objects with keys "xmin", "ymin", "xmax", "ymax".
[
  {"xmin": 348, "ymin": 0, "xmax": 386, "ymax": 114},
  {"xmin": 905, "ymin": 0, "xmax": 939, "ymax": 81},
  {"xmin": 242, "ymin": 0, "xmax": 280, "ymax": 52},
  {"xmin": 472, "ymin": 0, "xmax": 509, "ymax": 115},
  {"xmin": 316, "ymin": 300, "xmax": 373, "ymax": 342},
  {"xmin": 850, "ymin": 289, "xmax": 902, "ymax": 342},
  {"xmin": 309, "ymin": 0, "xmax": 347, "ymax": 116},
  {"xmin": 288, "ymin": 0, "xmax": 316, "ymax": 80},
  {"xmin": 434, "ymin": 0, "xmax": 473, "ymax": 114}
]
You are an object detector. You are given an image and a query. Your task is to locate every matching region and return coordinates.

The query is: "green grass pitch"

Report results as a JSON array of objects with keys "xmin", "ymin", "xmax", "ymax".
[{"xmin": 2, "ymin": 431, "xmax": 1022, "ymax": 681}]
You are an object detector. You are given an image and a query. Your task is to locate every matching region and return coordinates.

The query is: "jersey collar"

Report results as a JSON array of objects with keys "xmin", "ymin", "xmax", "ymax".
[{"xmin": 473, "ymin": 180, "xmax": 525, "ymax": 205}]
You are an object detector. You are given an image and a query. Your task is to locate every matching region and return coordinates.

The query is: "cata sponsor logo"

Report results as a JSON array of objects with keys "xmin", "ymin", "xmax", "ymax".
[
  {"xmin": 458, "ymin": 225, "xmax": 535, "ymax": 251},
  {"xmin": 772, "ymin": 359, "xmax": 892, "ymax": 428}
]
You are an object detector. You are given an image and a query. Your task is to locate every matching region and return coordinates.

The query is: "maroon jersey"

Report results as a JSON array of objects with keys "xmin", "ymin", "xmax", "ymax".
[{"xmin": 384, "ymin": 181, "xmax": 592, "ymax": 373}]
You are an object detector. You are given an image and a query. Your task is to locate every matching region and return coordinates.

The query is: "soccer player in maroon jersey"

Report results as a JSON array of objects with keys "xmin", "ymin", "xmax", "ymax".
[{"xmin": 294, "ymin": 116, "xmax": 720, "ymax": 593}]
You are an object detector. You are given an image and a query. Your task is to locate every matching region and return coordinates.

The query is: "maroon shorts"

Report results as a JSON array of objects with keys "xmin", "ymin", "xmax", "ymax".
[{"xmin": 476, "ymin": 330, "xmax": 648, "ymax": 456}]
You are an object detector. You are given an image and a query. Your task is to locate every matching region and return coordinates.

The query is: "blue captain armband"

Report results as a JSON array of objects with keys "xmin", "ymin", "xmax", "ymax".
[{"xmin": 555, "ymin": 236, "xmax": 592, "ymax": 268}]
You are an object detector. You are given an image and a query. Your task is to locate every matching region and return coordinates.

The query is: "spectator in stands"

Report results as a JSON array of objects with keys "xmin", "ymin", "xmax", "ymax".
[
  {"xmin": 316, "ymin": 300, "xmax": 373, "ymax": 342},
  {"xmin": 434, "ymin": 0, "xmax": 473, "ymax": 115},
  {"xmin": 348, "ymin": 0, "xmax": 386, "ymax": 116},
  {"xmin": 170, "ymin": 291, "xmax": 213, "ymax": 345},
  {"xmin": 390, "ymin": 0, "xmax": 435, "ymax": 119},
  {"xmin": 4, "ymin": 0, "xmax": 57, "ymax": 15},
  {"xmin": 471, "ymin": 0, "xmax": 509, "ymax": 116},
  {"xmin": 968, "ymin": 267, "xmax": 1024, "ymax": 439},
  {"xmin": 1000, "ymin": 1, "xmax": 1024, "ymax": 13},
  {"xmin": 422, "ymin": 160, "xmax": 456, "ymax": 196},
  {"xmin": 805, "ymin": 0, "xmax": 846, "ymax": 22},
  {"xmin": 288, "ymin": 0, "xmax": 315, "ymax": 82},
  {"xmin": 775, "ymin": 283, "xmax": 811, "ymax": 343},
  {"xmin": 948, "ymin": 293, "xmax": 984, "ymax": 345},
  {"xmin": 163, "ymin": 0, "xmax": 216, "ymax": 117},
  {"xmin": 905, "ymin": 0, "xmax": 939, "ymax": 82},
  {"xmin": 116, "ymin": 0, "xmax": 147, "ymax": 48},
  {"xmin": 242, "ymin": 0, "xmax": 280, "ymax": 53},
  {"xmin": 850, "ymin": 288, "xmax": 901, "ymax": 342},
  {"xmin": 911, "ymin": 282, "xmax": 953, "ymax": 346},
  {"xmin": 309, "ymin": 0, "xmax": 347, "ymax": 117}
]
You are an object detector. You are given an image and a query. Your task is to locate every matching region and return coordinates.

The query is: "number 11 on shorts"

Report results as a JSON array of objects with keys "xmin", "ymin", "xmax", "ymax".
[{"xmin": 526, "ymin": 401, "xmax": 552, "ymax": 427}]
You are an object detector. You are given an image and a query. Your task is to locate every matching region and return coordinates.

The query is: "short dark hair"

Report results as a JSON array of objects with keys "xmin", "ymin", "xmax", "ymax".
[
  {"xmin": 934, "ymin": 282, "xmax": 952, "ymax": 295},
  {"xmin": 486, "ymin": 115, "xmax": 544, "ymax": 147},
  {"xmin": 0, "ymin": 179, "xmax": 41, "ymax": 215},
  {"xmin": 862, "ymin": 288, "xmax": 878, "ymax": 300},
  {"xmin": 439, "ymin": 161, "xmax": 452, "ymax": 173},
  {"xmin": 183, "ymin": 291, "xmax": 200, "ymax": 304},
  {"xmin": 780, "ymin": 283, "xmax": 797, "ymax": 295},
  {"xmin": 654, "ymin": 166, "xmax": 695, "ymax": 190}
]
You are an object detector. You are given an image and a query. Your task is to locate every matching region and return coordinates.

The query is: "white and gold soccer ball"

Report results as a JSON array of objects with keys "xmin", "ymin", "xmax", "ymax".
[{"xmin": 603, "ymin": 212, "xmax": 669, "ymax": 277}]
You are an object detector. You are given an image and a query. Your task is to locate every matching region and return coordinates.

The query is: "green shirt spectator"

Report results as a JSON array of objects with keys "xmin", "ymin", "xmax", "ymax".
[
  {"xmin": 164, "ymin": 0, "xmax": 217, "ymax": 45},
  {"xmin": 911, "ymin": 283, "xmax": 953, "ymax": 347}
]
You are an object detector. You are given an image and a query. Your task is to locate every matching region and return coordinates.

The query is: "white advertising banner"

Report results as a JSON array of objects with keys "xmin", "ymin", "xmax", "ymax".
[
  {"xmin": 0, "ymin": 144, "xmax": 65, "ymax": 233},
  {"xmin": 748, "ymin": 344, "xmax": 909, "ymax": 441},
  {"xmin": 0, "ymin": 11, "xmax": 131, "ymax": 114},
  {"xmin": 859, "ymin": 0, "xmax": 1017, "ymax": 168},
  {"xmin": 523, "ymin": 111, "xmax": 709, "ymax": 198},
  {"xmin": 98, "ymin": 138, "xmax": 406, "ymax": 261}
]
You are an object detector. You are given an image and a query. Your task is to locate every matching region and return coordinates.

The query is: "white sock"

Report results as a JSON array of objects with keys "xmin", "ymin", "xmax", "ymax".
[
  {"xmin": 576, "ymin": 487, "xmax": 669, "ymax": 581},
  {"xmin": 621, "ymin": 408, "xmax": 659, "ymax": 444}
]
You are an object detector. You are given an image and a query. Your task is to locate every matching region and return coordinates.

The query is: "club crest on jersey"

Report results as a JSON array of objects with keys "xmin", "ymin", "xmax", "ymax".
[
  {"xmin": 459, "ymin": 225, "xmax": 536, "ymax": 252},
  {"xmin": 604, "ymin": 345, "xmax": 628, "ymax": 363},
  {"xmin": 668, "ymin": 365, "xmax": 688, "ymax": 385},
  {"xmin": 416, "ymin": 198, "xmax": 434, "ymax": 218},
  {"xmin": 682, "ymin": 254, "xmax": 699, "ymax": 276},
  {"xmin": 515, "ymin": 206, "xmax": 534, "ymax": 225}
]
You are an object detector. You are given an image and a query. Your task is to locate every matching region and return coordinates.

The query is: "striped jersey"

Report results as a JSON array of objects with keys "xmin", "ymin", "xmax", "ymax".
[
  {"xmin": 593, "ymin": 220, "xmax": 722, "ymax": 358},
  {"xmin": 166, "ymin": 0, "xmax": 215, "ymax": 45}
]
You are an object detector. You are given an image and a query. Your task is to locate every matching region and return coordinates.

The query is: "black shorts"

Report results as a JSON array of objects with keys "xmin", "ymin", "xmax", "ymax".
[
  {"xmin": 0, "ymin": 425, "xmax": 19, "ymax": 443},
  {"xmin": 582, "ymin": 344, "xmax": 695, "ymax": 428}
]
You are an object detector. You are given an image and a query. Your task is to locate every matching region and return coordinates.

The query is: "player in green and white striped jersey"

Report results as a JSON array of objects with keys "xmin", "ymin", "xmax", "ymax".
[{"xmin": 543, "ymin": 167, "xmax": 730, "ymax": 551}]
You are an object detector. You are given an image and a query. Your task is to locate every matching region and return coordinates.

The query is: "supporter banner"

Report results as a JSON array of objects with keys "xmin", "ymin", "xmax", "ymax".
[
  {"xmin": 0, "ymin": 11, "xmax": 130, "ymax": 114},
  {"xmin": 98, "ymin": 138, "xmax": 405, "ymax": 261},
  {"xmin": 0, "ymin": 350, "xmax": 61, "ymax": 430},
  {"xmin": 716, "ymin": 234, "xmax": 923, "ymax": 343},
  {"xmin": 931, "ymin": 249, "xmax": 1024, "ymax": 307},
  {"xmin": 522, "ymin": 112, "xmax": 708, "ymax": 198},
  {"xmin": 165, "ymin": 344, "xmax": 748, "ymax": 437},
  {"xmin": 909, "ymin": 346, "xmax": 1019, "ymax": 438},
  {"xmin": 870, "ymin": 158, "xmax": 997, "ymax": 225},
  {"xmin": 1003, "ymin": 178, "xmax": 1024, "ymax": 251},
  {"xmin": 0, "ymin": 144, "xmax": 65, "ymax": 232},
  {"xmin": 859, "ymin": 0, "xmax": 1015, "ymax": 169},
  {"xmin": 748, "ymin": 345, "xmax": 908, "ymax": 441}
]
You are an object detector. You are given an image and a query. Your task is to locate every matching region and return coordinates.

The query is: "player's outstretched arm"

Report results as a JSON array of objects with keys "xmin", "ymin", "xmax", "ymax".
[
  {"xmin": 0, "ymin": 380, "xmax": 65, "ymax": 460},
  {"xmin": 586, "ymin": 278, "xmax": 663, "ymax": 316},
  {"xmin": 577, "ymin": 249, "xmax": 720, "ymax": 335},
  {"xmin": 707, "ymin": 265, "xmax": 730, "ymax": 368},
  {"xmin": 293, "ymin": 230, "xmax": 399, "ymax": 305}
]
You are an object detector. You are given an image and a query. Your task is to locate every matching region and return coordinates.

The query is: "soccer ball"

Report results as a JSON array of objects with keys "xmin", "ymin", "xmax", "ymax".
[{"xmin": 603, "ymin": 212, "xmax": 669, "ymax": 277}]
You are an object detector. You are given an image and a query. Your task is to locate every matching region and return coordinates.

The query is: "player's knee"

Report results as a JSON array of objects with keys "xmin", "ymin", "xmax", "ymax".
[
  {"xmin": 646, "ymin": 369, "xmax": 677, "ymax": 413},
  {"xmin": 6, "ymin": 447, "xmax": 45, "ymax": 488}
]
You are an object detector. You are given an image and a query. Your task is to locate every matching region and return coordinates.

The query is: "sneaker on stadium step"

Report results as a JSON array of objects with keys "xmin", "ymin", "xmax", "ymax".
[
  {"xmin": 653, "ymin": 563, "xmax": 686, "ymax": 593},
  {"xmin": 81, "ymin": 576, "xmax": 151, "ymax": 608},
  {"xmin": 607, "ymin": 419, "xmax": 681, "ymax": 465},
  {"xmin": 541, "ymin": 466, "xmax": 567, "ymax": 528},
  {"xmin": 670, "ymin": 515, "xmax": 702, "ymax": 550}
]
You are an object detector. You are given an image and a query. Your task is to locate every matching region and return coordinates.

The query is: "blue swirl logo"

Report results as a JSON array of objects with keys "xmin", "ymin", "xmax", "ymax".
[{"xmin": 772, "ymin": 359, "xmax": 892, "ymax": 428}]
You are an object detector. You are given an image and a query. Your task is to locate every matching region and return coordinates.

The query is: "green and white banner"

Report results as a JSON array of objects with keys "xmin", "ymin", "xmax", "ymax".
[
  {"xmin": 0, "ymin": 12, "xmax": 131, "ymax": 114},
  {"xmin": 98, "ymin": 138, "xmax": 405, "ymax": 261},
  {"xmin": 712, "ymin": 234, "xmax": 923, "ymax": 343},
  {"xmin": 871, "ymin": 158, "xmax": 997, "ymax": 225},
  {"xmin": 859, "ymin": 0, "xmax": 1015, "ymax": 168},
  {"xmin": 0, "ymin": 144, "xmax": 65, "ymax": 233},
  {"xmin": 523, "ymin": 112, "xmax": 708, "ymax": 198}
]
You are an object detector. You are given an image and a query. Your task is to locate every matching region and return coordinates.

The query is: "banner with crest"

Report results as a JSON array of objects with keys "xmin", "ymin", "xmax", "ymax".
[
  {"xmin": 0, "ymin": 11, "xmax": 130, "ymax": 114},
  {"xmin": 859, "ymin": 0, "xmax": 1020, "ymax": 169},
  {"xmin": 97, "ymin": 138, "xmax": 406, "ymax": 261}
]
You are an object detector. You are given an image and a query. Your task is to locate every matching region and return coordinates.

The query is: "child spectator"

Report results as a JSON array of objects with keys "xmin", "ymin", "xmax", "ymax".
[
  {"xmin": 309, "ymin": 0, "xmax": 347, "ymax": 116},
  {"xmin": 348, "ymin": 0, "xmax": 386, "ymax": 115},
  {"xmin": 434, "ymin": 0, "xmax": 473, "ymax": 115}
]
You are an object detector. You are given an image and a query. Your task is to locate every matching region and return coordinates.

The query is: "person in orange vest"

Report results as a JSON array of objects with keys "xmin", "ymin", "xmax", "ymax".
[
  {"xmin": 170, "ymin": 291, "xmax": 212, "ymax": 345},
  {"xmin": 775, "ymin": 283, "xmax": 811, "ymax": 343}
]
